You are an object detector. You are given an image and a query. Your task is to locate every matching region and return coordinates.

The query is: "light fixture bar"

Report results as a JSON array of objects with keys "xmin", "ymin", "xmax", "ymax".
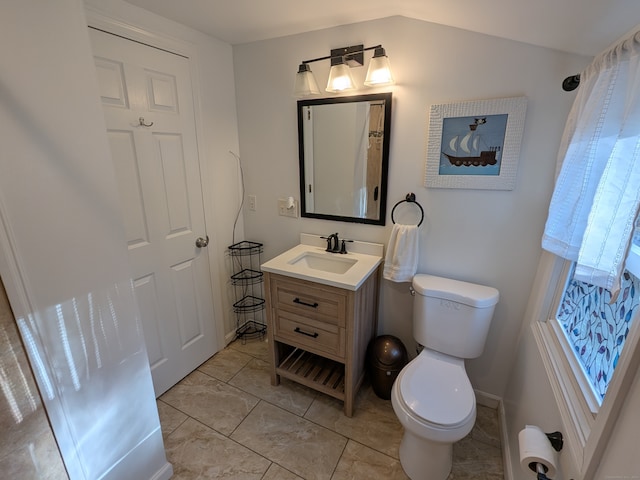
[
  {"xmin": 300, "ymin": 53, "xmax": 332, "ymax": 65},
  {"xmin": 299, "ymin": 44, "xmax": 382, "ymax": 69},
  {"xmin": 294, "ymin": 44, "xmax": 393, "ymax": 97},
  {"xmin": 330, "ymin": 45, "xmax": 364, "ymax": 67}
]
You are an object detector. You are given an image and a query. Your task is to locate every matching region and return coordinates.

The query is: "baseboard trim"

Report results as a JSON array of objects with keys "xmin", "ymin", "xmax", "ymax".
[
  {"xmin": 474, "ymin": 390, "xmax": 513, "ymax": 480},
  {"xmin": 498, "ymin": 399, "xmax": 514, "ymax": 480},
  {"xmin": 100, "ymin": 428, "xmax": 171, "ymax": 480},
  {"xmin": 224, "ymin": 329, "xmax": 237, "ymax": 345},
  {"xmin": 474, "ymin": 389, "xmax": 500, "ymax": 409},
  {"xmin": 149, "ymin": 462, "xmax": 173, "ymax": 480}
]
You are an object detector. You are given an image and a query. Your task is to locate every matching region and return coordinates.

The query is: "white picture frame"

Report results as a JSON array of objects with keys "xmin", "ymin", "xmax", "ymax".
[{"xmin": 425, "ymin": 96, "xmax": 527, "ymax": 190}]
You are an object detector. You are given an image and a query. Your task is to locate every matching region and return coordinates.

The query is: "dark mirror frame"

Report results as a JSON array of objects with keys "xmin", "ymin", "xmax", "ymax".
[{"xmin": 297, "ymin": 92, "xmax": 392, "ymax": 225}]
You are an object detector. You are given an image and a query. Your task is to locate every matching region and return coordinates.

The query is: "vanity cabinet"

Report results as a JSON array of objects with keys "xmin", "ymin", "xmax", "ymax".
[{"xmin": 264, "ymin": 269, "xmax": 380, "ymax": 417}]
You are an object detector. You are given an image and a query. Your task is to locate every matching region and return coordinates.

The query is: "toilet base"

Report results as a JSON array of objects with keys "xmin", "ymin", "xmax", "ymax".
[{"xmin": 398, "ymin": 430, "xmax": 452, "ymax": 480}]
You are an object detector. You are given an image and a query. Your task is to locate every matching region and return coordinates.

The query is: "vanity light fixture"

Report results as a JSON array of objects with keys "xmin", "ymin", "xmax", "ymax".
[
  {"xmin": 326, "ymin": 56, "xmax": 356, "ymax": 93},
  {"xmin": 294, "ymin": 44, "xmax": 394, "ymax": 97},
  {"xmin": 364, "ymin": 47, "xmax": 394, "ymax": 86},
  {"xmin": 294, "ymin": 63, "xmax": 321, "ymax": 96}
]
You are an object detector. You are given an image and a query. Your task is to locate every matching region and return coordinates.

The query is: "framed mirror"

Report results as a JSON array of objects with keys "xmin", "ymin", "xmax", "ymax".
[{"xmin": 298, "ymin": 92, "xmax": 392, "ymax": 225}]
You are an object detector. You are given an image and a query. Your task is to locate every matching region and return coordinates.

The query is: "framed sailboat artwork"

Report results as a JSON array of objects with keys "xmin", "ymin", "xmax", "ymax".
[{"xmin": 425, "ymin": 96, "xmax": 527, "ymax": 190}]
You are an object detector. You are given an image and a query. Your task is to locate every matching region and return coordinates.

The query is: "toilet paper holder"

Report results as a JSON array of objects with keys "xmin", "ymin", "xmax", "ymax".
[
  {"xmin": 544, "ymin": 431, "xmax": 563, "ymax": 452},
  {"xmin": 528, "ymin": 431, "xmax": 563, "ymax": 480}
]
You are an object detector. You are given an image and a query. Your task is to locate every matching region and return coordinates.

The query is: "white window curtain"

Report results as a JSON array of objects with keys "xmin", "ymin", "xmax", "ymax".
[{"xmin": 542, "ymin": 29, "xmax": 640, "ymax": 294}]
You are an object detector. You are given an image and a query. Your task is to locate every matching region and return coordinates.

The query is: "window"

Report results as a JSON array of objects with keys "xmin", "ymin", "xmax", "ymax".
[
  {"xmin": 556, "ymin": 267, "xmax": 640, "ymax": 403},
  {"xmin": 531, "ymin": 245, "xmax": 640, "ymax": 479}
]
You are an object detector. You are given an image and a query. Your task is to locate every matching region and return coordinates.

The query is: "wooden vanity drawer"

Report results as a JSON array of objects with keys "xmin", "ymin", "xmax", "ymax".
[
  {"xmin": 274, "ymin": 310, "xmax": 345, "ymax": 359},
  {"xmin": 271, "ymin": 275, "xmax": 347, "ymax": 327}
]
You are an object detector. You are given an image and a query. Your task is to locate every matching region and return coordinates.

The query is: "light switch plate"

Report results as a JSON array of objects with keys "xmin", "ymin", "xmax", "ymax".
[
  {"xmin": 278, "ymin": 198, "xmax": 298, "ymax": 218},
  {"xmin": 248, "ymin": 195, "xmax": 257, "ymax": 211}
]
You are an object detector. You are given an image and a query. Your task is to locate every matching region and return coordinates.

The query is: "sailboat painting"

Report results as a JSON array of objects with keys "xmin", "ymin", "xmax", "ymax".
[
  {"xmin": 426, "ymin": 96, "xmax": 527, "ymax": 190},
  {"xmin": 438, "ymin": 113, "xmax": 508, "ymax": 176}
]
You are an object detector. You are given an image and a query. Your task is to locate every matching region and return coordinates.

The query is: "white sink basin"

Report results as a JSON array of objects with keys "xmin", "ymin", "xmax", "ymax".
[
  {"xmin": 261, "ymin": 235, "xmax": 384, "ymax": 291},
  {"xmin": 289, "ymin": 251, "xmax": 357, "ymax": 274}
]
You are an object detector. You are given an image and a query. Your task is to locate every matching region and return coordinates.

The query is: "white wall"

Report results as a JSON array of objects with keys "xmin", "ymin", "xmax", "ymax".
[
  {"xmin": 593, "ymin": 368, "xmax": 640, "ymax": 478},
  {"xmin": 85, "ymin": 0, "xmax": 243, "ymax": 339},
  {"xmin": 233, "ymin": 15, "xmax": 590, "ymax": 397},
  {"xmin": 0, "ymin": 0, "xmax": 169, "ymax": 478}
]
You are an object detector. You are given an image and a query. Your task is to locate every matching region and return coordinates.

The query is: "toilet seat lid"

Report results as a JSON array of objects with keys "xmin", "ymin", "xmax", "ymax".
[{"xmin": 399, "ymin": 351, "xmax": 474, "ymax": 427}]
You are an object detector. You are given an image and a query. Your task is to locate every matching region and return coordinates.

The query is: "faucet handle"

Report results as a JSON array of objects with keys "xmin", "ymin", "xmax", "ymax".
[
  {"xmin": 320, "ymin": 235, "xmax": 333, "ymax": 251},
  {"xmin": 339, "ymin": 239, "xmax": 353, "ymax": 254}
]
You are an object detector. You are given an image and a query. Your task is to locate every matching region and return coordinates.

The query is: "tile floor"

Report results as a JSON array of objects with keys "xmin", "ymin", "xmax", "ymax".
[{"xmin": 157, "ymin": 338, "xmax": 504, "ymax": 480}]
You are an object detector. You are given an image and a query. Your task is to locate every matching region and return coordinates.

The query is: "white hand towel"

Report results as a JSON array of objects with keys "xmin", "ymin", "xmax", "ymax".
[{"xmin": 383, "ymin": 224, "xmax": 419, "ymax": 282}]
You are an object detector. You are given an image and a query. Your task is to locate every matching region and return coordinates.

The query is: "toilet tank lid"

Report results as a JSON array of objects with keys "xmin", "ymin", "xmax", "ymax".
[{"xmin": 412, "ymin": 274, "xmax": 499, "ymax": 308}]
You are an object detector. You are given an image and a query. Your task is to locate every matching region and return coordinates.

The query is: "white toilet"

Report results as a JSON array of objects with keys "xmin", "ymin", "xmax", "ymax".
[{"xmin": 391, "ymin": 274, "xmax": 499, "ymax": 480}]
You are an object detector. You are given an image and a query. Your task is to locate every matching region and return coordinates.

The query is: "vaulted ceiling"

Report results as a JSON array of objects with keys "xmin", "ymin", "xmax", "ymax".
[{"xmin": 126, "ymin": 0, "xmax": 640, "ymax": 57}]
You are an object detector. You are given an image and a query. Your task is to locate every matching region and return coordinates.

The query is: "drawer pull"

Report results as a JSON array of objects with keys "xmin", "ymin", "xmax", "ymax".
[
  {"xmin": 293, "ymin": 297, "xmax": 319, "ymax": 308},
  {"xmin": 294, "ymin": 327, "xmax": 319, "ymax": 338}
]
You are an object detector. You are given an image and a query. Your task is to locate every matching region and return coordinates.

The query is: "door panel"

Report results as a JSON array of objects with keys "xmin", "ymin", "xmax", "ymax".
[
  {"xmin": 107, "ymin": 130, "xmax": 149, "ymax": 247},
  {"xmin": 133, "ymin": 273, "xmax": 165, "ymax": 368},
  {"xmin": 155, "ymin": 133, "xmax": 191, "ymax": 234},
  {"xmin": 146, "ymin": 70, "xmax": 179, "ymax": 113},
  {"xmin": 95, "ymin": 57, "xmax": 129, "ymax": 108},
  {"xmin": 171, "ymin": 259, "xmax": 204, "ymax": 346},
  {"xmin": 90, "ymin": 27, "xmax": 218, "ymax": 396}
]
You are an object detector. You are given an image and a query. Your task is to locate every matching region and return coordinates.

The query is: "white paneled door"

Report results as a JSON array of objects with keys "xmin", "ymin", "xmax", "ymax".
[{"xmin": 90, "ymin": 28, "xmax": 217, "ymax": 396}]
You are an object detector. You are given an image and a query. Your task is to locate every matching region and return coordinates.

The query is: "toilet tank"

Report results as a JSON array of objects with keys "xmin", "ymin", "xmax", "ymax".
[{"xmin": 412, "ymin": 274, "xmax": 499, "ymax": 359}]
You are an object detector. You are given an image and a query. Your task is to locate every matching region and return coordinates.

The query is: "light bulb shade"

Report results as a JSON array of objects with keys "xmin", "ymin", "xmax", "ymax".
[
  {"xmin": 326, "ymin": 63, "xmax": 356, "ymax": 93},
  {"xmin": 364, "ymin": 48, "xmax": 394, "ymax": 86},
  {"xmin": 294, "ymin": 64, "xmax": 320, "ymax": 96}
]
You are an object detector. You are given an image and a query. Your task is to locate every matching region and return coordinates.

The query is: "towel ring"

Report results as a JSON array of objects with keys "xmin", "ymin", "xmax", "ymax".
[{"xmin": 391, "ymin": 193, "xmax": 424, "ymax": 227}]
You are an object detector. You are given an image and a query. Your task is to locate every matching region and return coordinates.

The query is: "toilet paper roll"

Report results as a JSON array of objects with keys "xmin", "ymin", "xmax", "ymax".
[{"xmin": 518, "ymin": 425, "xmax": 558, "ymax": 478}]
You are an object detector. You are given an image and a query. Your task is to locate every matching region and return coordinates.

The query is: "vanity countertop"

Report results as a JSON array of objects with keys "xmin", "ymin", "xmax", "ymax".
[{"xmin": 260, "ymin": 234, "xmax": 384, "ymax": 291}]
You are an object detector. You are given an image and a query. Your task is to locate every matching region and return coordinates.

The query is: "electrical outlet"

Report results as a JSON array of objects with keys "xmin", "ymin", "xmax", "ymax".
[
  {"xmin": 278, "ymin": 198, "xmax": 298, "ymax": 218},
  {"xmin": 248, "ymin": 195, "xmax": 256, "ymax": 211}
]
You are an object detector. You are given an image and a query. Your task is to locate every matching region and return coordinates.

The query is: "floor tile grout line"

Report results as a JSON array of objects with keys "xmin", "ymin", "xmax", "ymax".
[
  {"xmin": 233, "ymin": 398, "xmax": 350, "ymax": 480},
  {"xmin": 160, "ymin": 400, "xmax": 241, "ymax": 442},
  {"xmin": 226, "ymin": 396, "xmax": 264, "ymax": 439},
  {"xmin": 161, "ymin": 400, "xmax": 279, "ymax": 476},
  {"xmin": 164, "ymin": 407, "xmax": 403, "ymax": 480},
  {"xmin": 216, "ymin": 361, "xmax": 383, "ymax": 456},
  {"xmin": 199, "ymin": 354, "xmax": 322, "ymax": 420},
  {"xmin": 156, "ymin": 398, "xmax": 198, "ymax": 437},
  {"xmin": 328, "ymin": 437, "xmax": 350, "ymax": 480},
  {"xmin": 156, "ymin": 398, "xmax": 191, "ymax": 439},
  {"xmin": 259, "ymin": 461, "xmax": 304, "ymax": 480},
  {"xmin": 343, "ymin": 437, "xmax": 403, "ymax": 463},
  {"xmin": 159, "ymin": 341, "xmax": 505, "ymax": 479},
  {"xmin": 158, "ymin": 373, "xmax": 263, "ymax": 441},
  {"xmin": 189, "ymin": 343, "xmax": 413, "ymax": 461}
]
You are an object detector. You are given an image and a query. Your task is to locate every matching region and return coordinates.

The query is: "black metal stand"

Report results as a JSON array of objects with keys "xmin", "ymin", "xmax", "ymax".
[{"xmin": 228, "ymin": 241, "xmax": 265, "ymax": 342}]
